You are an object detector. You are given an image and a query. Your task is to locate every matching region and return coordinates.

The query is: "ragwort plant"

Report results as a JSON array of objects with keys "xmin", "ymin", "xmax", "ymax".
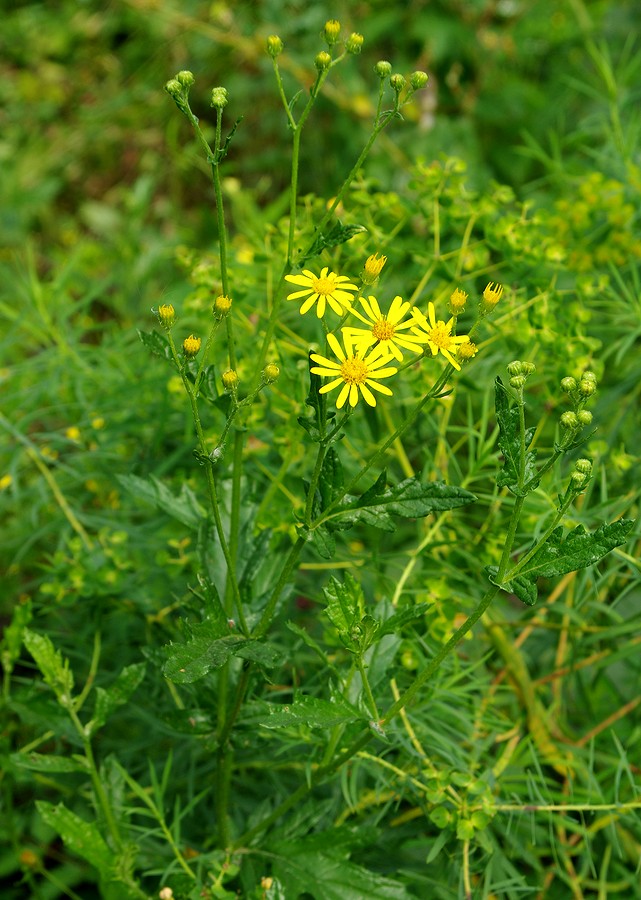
[{"xmin": 6, "ymin": 20, "xmax": 637, "ymax": 900}]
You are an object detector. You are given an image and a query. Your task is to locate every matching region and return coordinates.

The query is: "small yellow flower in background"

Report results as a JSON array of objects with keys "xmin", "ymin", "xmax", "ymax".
[
  {"xmin": 362, "ymin": 253, "xmax": 387, "ymax": 285},
  {"xmin": 457, "ymin": 341, "xmax": 478, "ymax": 361},
  {"xmin": 480, "ymin": 282, "xmax": 504, "ymax": 313},
  {"xmin": 343, "ymin": 295, "xmax": 426, "ymax": 362},
  {"xmin": 448, "ymin": 288, "xmax": 468, "ymax": 315},
  {"xmin": 411, "ymin": 302, "xmax": 470, "ymax": 371},
  {"xmin": 0, "ymin": 474, "xmax": 12, "ymax": 491},
  {"xmin": 92, "ymin": 417, "xmax": 105, "ymax": 430},
  {"xmin": 310, "ymin": 333, "xmax": 397, "ymax": 408},
  {"xmin": 183, "ymin": 335, "xmax": 201, "ymax": 358},
  {"xmin": 159, "ymin": 888, "xmax": 174, "ymax": 900},
  {"xmin": 285, "ymin": 267, "xmax": 358, "ymax": 318},
  {"xmin": 65, "ymin": 426, "xmax": 81, "ymax": 442}
]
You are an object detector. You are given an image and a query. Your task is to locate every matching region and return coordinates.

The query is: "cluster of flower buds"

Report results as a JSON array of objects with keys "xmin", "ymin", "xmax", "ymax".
[
  {"xmin": 559, "ymin": 370, "xmax": 597, "ymax": 434},
  {"xmin": 506, "ymin": 359, "xmax": 536, "ymax": 391},
  {"xmin": 164, "ymin": 70, "xmax": 195, "ymax": 113},
  {"xmin": 570, "ymin": 457, "xmax": 593, "ymax": 490}
]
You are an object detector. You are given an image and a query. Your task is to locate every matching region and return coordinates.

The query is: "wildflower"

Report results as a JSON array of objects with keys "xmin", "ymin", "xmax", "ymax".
[
  {"xmin": 285, "ymin": 267, "xmax": 358, "ymax": 317},
  {"xmin": 457, "ymin": 341, "xmax": 478, "ymax": 362},
  {"xmin": 409, "ymin": 71, "xmax": 429, "ymax": 90},
  {"xmin": 157, "ymin": 303, "xmax": 175, "ymax": 328},
  {"xmin": 210, "ymin": 87, "xmax": 228, "ymax": 109},
  {"xmin": 362, "ymin": 252, "xmax": 387, "ymax": 285},
  {"xmin": 159, "ymin": 888, "xmax": 174, "ymax": 900},
  {"xmin": 315, "ymin": 51, "xmax": 332, "ymax": 72},
  {"xmin": 214, "ymin": 294, "xmax": 232, "ymax": 317},
  {"xmin": 0, "ymin": 474, "xmax": 12, "ymax": 491},
  {"xmin": 222, "ymin": 370, "xmax": 239, "ymax": 390},
  {"xmin": 343, "ymin": 295, "xmax": 426, "ymax": 361},
  {"xmin": 66, "ymin": 426, "xmax": 81, "ymax": 442},
  {"xmin": 183, "ymin": 335, "xmax": 201, "ymax": 358},
  {"xmin": 480, "ymin": 282, "xmax": 503, "ymax": 313},
  {"xmin": 390, "ymin": 73, "xmax": 406, "ymax": 94},
  {"xmin": 411, "ymin": 302, "xmax": 471, "ymax": 370},
  {"xmin": 345, "ymin": 33, "xmax": 364, "ymax": 54},
  {"xmin": 374, "ymin": 61, "xmax": 392, "ymax": 79},
  {"xmin": 448, "ymin": 288, "xmax": 467, "ymax": 315},
  {"xmin": 323, "ymin": 20, "xmax": 341, "ymax": 45},
  {"xmin": 263, "ymin": 363, "xmax": 280, "ymax": 383},
  {"xmin": 310, "ymin": 334, "xmax": 397, "ymax": 408},
  {"xmin": 266, "ymin": 35, "xmax": 283, "ymax": 58}
]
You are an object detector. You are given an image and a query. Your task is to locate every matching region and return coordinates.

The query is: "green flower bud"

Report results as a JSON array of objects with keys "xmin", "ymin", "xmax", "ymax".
[
  {"xmin": 210, "ymin": 87, "xmax": 228, "ymax": 109},
  {"xmin": 575, "ymin": 458, "xmax": 592, "ymax": 475},
  {"xmin": 176, "ymin": 70, "xmax": 195, "ymax": 89},
  {"xmin": 578, "ymin": 379, "xmax": 596, "ymax": 397},
  {"xmin": 164, "ymin": 79, "xmax": 183, "ymax": 101},
  {"xmin": 390, "ymin": 73, "xmax": 406, "ymax": 93},
  {"xmin": 522, "ymin": 362, "xmax": 536, "ymax": 376},
  {"xmin": 560, "ymin": 411, "xmax": 579, "ymax": 429},
  {"xmin": 315, "ymin": 51, "xmax": 332, "ymax": 72},
  {"xmin": 263, "ymin": 363, "xmax": 280, "ymax": 383},
  {"xmin": 509, "ymin": 375, "xmax": 527, "ymax": 389},
  {"xmin": 222, "ymin": 369, "xmax": 239, "ymax": 390},
  {"xmin": 507, "ymin": 360, "xmax": 523, "ymax": 377},
  {"xmin": 409, "ymin": 70, "xmax": 429, "ymax": 90},
  {"xmin": 266, "ymin": 35, "xmax": 284, "ymax": 58},
  {"xmin": 157, "ymin": 304, "xmax": 175, "ymax": 328},
  {"xmin": 560, "ymin": 376, "xmax": 577, "ymax": 393},
  {"xmin": 345, "ymin": 33, "xmax": 364, "ymax": 54},
  {"xmin": 581, "ymin": 370, "xmax": 597, "ymax": 384},
  {"xmin": 323, "ymin": 19, "xmax": 341, "ymax": 46},
  {"xmin": 571, "ymin": 470, "xmax": 589, "ymax": 487},
  {"xmin": 577, "ymin": 409, "xmax": 593, "ymax": 426},
  {"xmin": 374, "ymin": 60, "xmax": 392, "ymax": 79}
]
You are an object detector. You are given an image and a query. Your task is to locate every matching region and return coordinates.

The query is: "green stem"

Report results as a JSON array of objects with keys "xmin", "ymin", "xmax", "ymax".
[
  {"xmin": 356, "ymin": 655, "xmax": 379, "ymax": 721},
  {"xmin": 253, "ymin": 536, "xmax": 306, "ymax": 639}
]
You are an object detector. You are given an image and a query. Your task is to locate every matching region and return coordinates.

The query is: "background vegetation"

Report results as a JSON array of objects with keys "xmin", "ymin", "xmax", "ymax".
[{"xmin": 1, "ymin": 0, "xmax": 640, "ymax": 897}]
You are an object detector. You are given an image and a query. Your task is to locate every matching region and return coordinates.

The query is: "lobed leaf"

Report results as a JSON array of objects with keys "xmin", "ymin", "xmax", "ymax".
[{"xmin": 117, "ymin": 473, "xmax": 205, "ymax": 529}]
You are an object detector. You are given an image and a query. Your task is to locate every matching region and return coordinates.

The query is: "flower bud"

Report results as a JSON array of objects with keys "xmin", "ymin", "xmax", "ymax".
[
  {"xmin": 266, "ymin": 35, "xmax": 284, "ymax": 58},
  {"xmin": 521, "ymin": 362, "xmax": 536, "ymax": 376},
  {"xmin": 362, "ymin": 252, "xmax": 387, "ymax": 284},
  {"xmin": 480, "ymin": 282, "xmax": 504, "ymax": 312},
  {"xmin": 210, "ymin": 87, "xmax": 228, "ymax": 109},
  {"xmin": 164, "ymin": 79, "xmax": 183, "ymax": 101},
  {"xmin": 448, "ymin": 288, "xmax": 467, "ymax": 314},
  {"xmin": 222, "ymin": 369, "xmax": 239, "ymax": 390},
  {"xmin": 560, "ymin": 376, "xmax": 577, "ymax": 393},
  {"xmin": 315, "ymin": 51, "xmax": 332, "ymax": 72},
  {"xmin": 577, "ymin": 409, "xmax": 593, "ymax": 425},
  {"xmin": 409, "ymin": 70, "xmax": 429, "ymax": 90},
  {"xmin": 457, "ymin": 340, "xmax": 478, "ymax": 361},
  {"xmin": 374, "ymin": 60, "xmax": 392, "ymax": 79},
  {"xmin": 571, "ymin": 470, "xmax": 589, "ymax": 487},
  {"xmin": 575, "ymin": 458, "xmax": 592, "ymax": 475},
  {"xmin": 345, "ymin": 33, "xmax": 364, "ymax": 54},
  {"xmin": 390, "ymin": 73, "xmax": 406, "ymax": 93},
  {"xmin": 578, "ymin": 379, "xmax": 596, "ymax": 397},
  {"xmin": 581, "ymin": 370, "xmax": 597, "ymax": 384},
  {"xmin": 214, "ymin": 294, "xmax": 232, "ymax": 317},
  {"xmin": 507, "ymin": 360, "xmax": 523, "ymax": 377},
  {"xmin": 263, "ymin": 363, "xmax": 280, "ymax": 383},
  {"xmin": 157, "ymin": 303, "xmax": 175, "ymax": 328},
  {"xmin": 176, "ymin": 70, "xmax": 195, "ymax": 89},
  {"xmin": 159, "ymin": 888, "xmax": 174, "ymax": 900},
  {"xmin": 560, "ymin": 411, "xmax": 579, "ymax": 429},
  {"xmin": 183, "ymin": 335, "xmax": 201, "ymax": 358},
  {"xmin": 323, "ymin": 19, "xmax": 341, "ymax": 45},
  {"xmin": 509, "ymin": 375, "xmax": 527, "ymax": 390}
]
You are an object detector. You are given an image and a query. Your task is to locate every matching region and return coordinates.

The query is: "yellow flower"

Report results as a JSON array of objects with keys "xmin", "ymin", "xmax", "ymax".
[
  {"xmin": 362, "ymin": 252, "xmax": 387, "ymax": 284},
  {"xmin": 0, "ymin": 474, "xmax": 12, "ymax": 491},
  {"xmin": 183, "ymin": 335, "xmax": 201, "ymax": 358},
  {"xmin": 310, "ymin": 333, "xmax": 397, "ymax": 408},
  {"xmin": 285, "ymin": 267, "xmax": 358, "ymax": 317},
  {"xmin": 481, "ymin": 282, "xmax": 504, "ymax": 312},
  {"xmin": 411, "ymin": 302, "xmax": 470, "ymax": 371},
  {"xmin": 65, "ymin": 426, "xmax": 81, "ymax": 442},
  {"xmin": 457, "ymin": 341, "xmax": 478, "ymax": 361},
  {"xmin": 343, "ymin": 295, "xmax": 426, "ymax": 362},
  {"xmin": 448, "ymin": 288, "xmax": 467, "ymax": 315}
]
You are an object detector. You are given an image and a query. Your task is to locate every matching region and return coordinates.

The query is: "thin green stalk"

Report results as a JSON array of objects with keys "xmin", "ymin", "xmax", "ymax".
[
  {"xmin": 356, "ymin": 655, "xmax": 380, "ymax": 721},
  {"xmin": 253, "ymin": 536, "xmax": 306, "ymax": 639}
]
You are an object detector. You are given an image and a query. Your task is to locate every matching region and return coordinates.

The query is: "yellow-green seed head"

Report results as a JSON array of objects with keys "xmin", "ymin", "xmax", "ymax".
[
  {"xmin": 390, "ymin": 73, "xmax": 406, "ymax": 93},
  {"xmin": 457, "ymin": 341, "xmax": 478, "ymax": 361},
  {"xmin": 176, "ymin": 70, "xmax": 195, "ymax": 89},
  {"xmin": 183, "ymin": 335, "xmax": 201, "ymax": 358},
  {"xmin": 560, "ymin": 376, "xmax": 577, "ymax": 393}
]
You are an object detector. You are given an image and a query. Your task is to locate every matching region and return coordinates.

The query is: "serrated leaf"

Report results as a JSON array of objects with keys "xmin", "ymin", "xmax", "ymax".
[
  {"xmin": 377, "ymin": 603, "xmax": 430, "ymax": 637},
  {"xmin": 303, "ymin": 221, "xmax": 367, "ymax": 261},
  {"xmin": 88, "ymin": 663, "xmax": 146, "ymax": 736},
  {"xmin": 1, "ymin": 598, "xmax": 32, "ymax": 674},
  {"xmin": 162, "ymin": 622, "xmax": 242, "ymax": 684},
  {"xmin": 487, "ymin": 566, "xmax": 538, "ymax": 606},
  {"xmin": 271, "ymin": 847, "xmax": 413, "ymax": 899},
  {"xmin": 234, "ymin": 641, "xmax": 283, "ymax": 667},
  {"xmin": 494, "ymin": 376, "xmax": 539, "ymax": 495},
  {"xmin": 36, "ymin": 801, "xmax": 113, "ymax": 874},
  {"xmin": 319, "ymin": 447, "xmax": 344, "ymax": 512},
  {"xmin": 309, "ymin": 523, "xmax": 336, "ymax": 559},
  {"xmin": 23, "ymin": 630, "xmax": 74, "ymax": 700},
  {"xmin": 324, "ymin": 573, "xmax": 364, "ymax": 637},
  {"xmin": 515, "ymin": 519, "xmax": 635, "ymax": 580},
  {"xmin": 138, "ymin": 328, "xmax": 172, "ymax": 360},
  {"xmin": 117, "ymin": 474, "xmax": 205, "ymax": 529},
  {"xmin": 257, "ymin": 693, "xmax": 364, "ymax": 729},
  {"xmin": 10, "ymin": 753, "xmax": 88, "ymax": 774}
]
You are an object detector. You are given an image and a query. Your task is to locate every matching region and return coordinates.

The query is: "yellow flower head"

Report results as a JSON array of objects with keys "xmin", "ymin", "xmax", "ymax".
[
  {"xmin": 183, "ymin": 334, "xmax": 201, "ymax": 358},
  {"xmin": 362, "ymin": 252, "xmax": 387, "ymax": 285},
  {"xmin": 457, "ymin": 341, "xmax": 478, "ymax": 361},
  {"xmin": 343, "ymin": 295, "xmax": 427, "ymax": 362},
  {"xmin": 448, "ymin": 288, "xmax": 467, "ymax": 315},
  {"xmin": 285, "ymin": 267, "xmax": 358, "ymax": 318},
  {"xmin": 214, "ymin": 294, "xmax": 232, "ymax": 316},
  {"xmin": 481, "ymin": 282, "xmax": 504, "ymax": 312},
  {"xmin": 310, "ymin": 333, "xmax": 397, "ymax": 408},
  {"xmin": 158, "ymin": 304, "xmax": 175, "ymax": 328},
  {"xmin": 411, "ymin": 302, "xmax": 470, "ymax": 371}
]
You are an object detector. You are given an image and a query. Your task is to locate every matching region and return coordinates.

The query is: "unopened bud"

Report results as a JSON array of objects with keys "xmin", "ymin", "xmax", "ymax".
[
  {"xmin": 214, "ymin": 294, "xmax": 232, "ymax": 316},
  {"xmin": 507, "ymin": 360, "xmax": 523, "ymax": 377},
  {"xmin": 521, "ymin": 362, "xmax": 536, "ymax": 376},
  {"xmin": 449, "ymin": 288, "xmax": 467, "ymax": 314},
  {"xmin": 183, "ymin": 335, "xmax": 201, "ymax": 358},
  {"xmin": 390, "ymin": 73, "xmax": 406, "ymax": 93},
  {"xmin": 159, "ymin": 888, "xmax": 174, "ymax": 900},
  {"xmin": 222, "ymin": 369, "xmax": 239, "ymax": 390},
  {"xmin": 481, "ymin": 282, "xmax": 504, "ymax": 312},
  {"xmin": 210, "ymin": 87, "xmax": 228, "ymax": 109},
  {"xmin": 577, "ymin": 409, "xmax": 593, "ymax": 425},
  {"xmin": 409, "ymin": 70, "xmax": 429, "ymax": 90},
  {"xmin": 575, "ymin": 458, "xmax": 592, "ymax": 474},
  {"xmin": 266, "ymin": 35, "xmax": 284, "ymax": 58},
  {"xmin": 581, "ymin": 370, "xmax": 597, "ymax": 384},
  {"xmin": 176, "ymin": 70, "xmax": 195, "ymax": 89},
  {"xmin": 560, "ymin": 376, "xmax": 577, "ymax": 393},
  {"xmin": 457, "ymin": 341, "xmax": 478, "ymax": 361},
  {"xmin": 263, "ymin": 363, "xmax": 280, "ymax": 383},
  {"xmin": 19, "ymin": 849, "xmax": 39, "ymax": 869},
  {"xmin": 362, "ymin": 252, "xmax": 387, "ymax": 284},
  {"xmin": 164, "ymin": 79, "xmax": 183, "ymax": 101},
  {"xmin": 578, "ymin": 379, "xmax": 596, "ymax": 397},
  {"xmin": 345, "ymin": 33, "xmax": 364, "ymax": 54},
  {"xmin": 323, "ymin": 19, "xmax": 341, "ymax": 45},
  {"xmin": 315, "ymin": 51, "xmax": 332, "ymax": 72},
  {"xmin": 560, "ymin": 411, "xmax": 579, "ymax": 429},
  {"xmin": 571, "ymin": 470, "xmax": 589, "ymax": 487},
  {"xmin": 509, "ymin": 375, "xmax": 527, "ymax": 389},
  {"xmin": 157, "ymin": 304, "xmax": 175, "ymax": 328},
  {"xmin": 374, "ymin": 60, "xmax": 392, "ymax": 79}
]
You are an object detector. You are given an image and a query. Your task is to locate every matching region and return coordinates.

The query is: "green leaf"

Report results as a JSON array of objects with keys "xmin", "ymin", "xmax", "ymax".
[
  {"xmin": 88, "ymin": 663, "xmax": 146, "ymax": 736},
  {"xmin": 1, "ymin": 597, "xmax": 32, "ymax": 675},
  {"xmin": 308, "ymin": 523, "xmax": 336, "ymax": 559},
  {"xmin": 335, "ymin": 477, "xmax": 476, "ymax": 532},
  {"xmin": 303, "ymin": 221, "xmax": 367, "ymax": 261},
  {"xmin": 271, "ymin": 847, "xmax": 413, "ymax": 899},
  {"xmin": 377, "ymin": 603, "xmax": 430, "ymax": 637},
  {"xmin": 117, "ymin": 474, "xmax": 205, "ymax": 529},
  {"xmin": 162, "ymin": 618, "xmax": 241, "ymax": 684},
  {"xmin": 256, "ymin": 693, "xmax": 364, "ymax": 729},
  {"xmin": 23, "ymin": 630, "xmax": 74, "ymax": 701},
  {"xmin": 494, "ymin": 376, "xmax": 539, "ymax": 496},
  {"xmin": 36, "ymin": 801, "xmax": 113, "ymax": 875},
  {"xmin": 234, "ymin": 641, "xmax": 283, "ymax": 668},
  {"xmin": 137, "ymin": 328, "xmax": 172, "ymax": 360},
  {"xmin": 10, "ymin": 753, "xmax": 88, "ymax": 774},
  {"xmin": 515, "ymin": 519, "xmax": 635, "ymax": 580},
  {"xmin": 319, "ymin": 447, "xmax": 344, "ymax": 512},
  {"xmin": 486, "ymin": 566, "xmax": 538, "ymax": 606},
  {"xmin": 324, "ymin": 573, "xmax": 365, "ymax": 638}
]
